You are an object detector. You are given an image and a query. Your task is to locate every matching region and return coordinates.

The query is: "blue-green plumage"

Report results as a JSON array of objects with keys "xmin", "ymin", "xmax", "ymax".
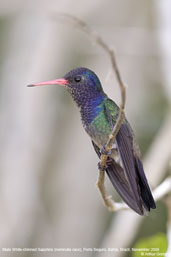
[
  {"xmin": 86, "ymin": 99, "xmax": 119, "ymax": 148},
  {"xmin": 29, "ymin": 67, "xmax": 156, "ymax": 215},
  {"xmin": 64, "ymin": 68, "xmax": 119, "ymax": 147}
]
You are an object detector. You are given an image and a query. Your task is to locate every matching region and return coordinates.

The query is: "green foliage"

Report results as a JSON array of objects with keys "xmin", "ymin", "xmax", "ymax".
[{"xmin": 132, "ymin": 233, "xmax": 167, "ymax": 257}]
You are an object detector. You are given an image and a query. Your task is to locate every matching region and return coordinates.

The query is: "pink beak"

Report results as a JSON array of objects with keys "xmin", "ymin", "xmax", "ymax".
[{"xmin": 27, "ymin": 78, "xmax": 68, "ymax": 87}]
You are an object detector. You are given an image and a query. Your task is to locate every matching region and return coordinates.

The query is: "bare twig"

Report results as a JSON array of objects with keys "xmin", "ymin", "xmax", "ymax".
[
  {"xmin": 96, "ymin": 170, "xmax": 115, "ymax": 211},
  {"xmin": 57, "ymin": 13, "xmax": 126, "ymax": 211},
  {"xmin": 153, "ymin": 176, "xmax": 171, "ymax": 202},
  {"xmin": 55, "ymin": 14, "xmax": 171, "ymax": 214},
  {"xmin": 97, "ymin": 176, "xmax": 171, "ymax": 213}
]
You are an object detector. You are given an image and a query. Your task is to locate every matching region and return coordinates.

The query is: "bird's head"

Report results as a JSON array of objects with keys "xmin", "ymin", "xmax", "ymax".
[{"xmin": 28, "ymin": 67, "xmax": 106, "ymax": 107}]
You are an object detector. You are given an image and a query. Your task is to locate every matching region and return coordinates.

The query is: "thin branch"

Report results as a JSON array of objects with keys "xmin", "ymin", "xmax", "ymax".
[
  {"xmin": 153, "ymin": 176, "xmax": 171, "ymax": 202},
  {"xmin": 56, "ymin": 13, "xmax": 126, "ymax": 211},
  {"xmin": 97, "ymin": 176, "xmax": 171, "ymax": 213},
  {"xmin": 96, "ymin": 170, "xmax": 115, "ymax": 211},
  {"xmin": 55, "ymin": 14, "xmax": 171, "ymax": 214}
]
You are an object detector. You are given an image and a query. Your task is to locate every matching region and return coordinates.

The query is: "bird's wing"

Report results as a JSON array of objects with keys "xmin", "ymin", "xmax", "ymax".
[
  {"xmin": 114, "ymin": 122, "xmax": 144, "ymax": 213},
  {"xmin": 92, "ymin": 140, "xmax": 144, "ymax": 215},
  {"xmin": 115, "ymin": 122, "xmax": 156, "ymax": 212},
  {"xmin": 100, "ymin": 99, "xmax": 155, "ymax": 214}
]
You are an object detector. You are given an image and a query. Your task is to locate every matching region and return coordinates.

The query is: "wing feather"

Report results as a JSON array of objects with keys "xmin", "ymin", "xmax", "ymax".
[
  {"xmin": 92, "ymin": 140, "xmax": 144, "ymax": 215},
  {"xmin": 93, "ymin": 99, "xmax": 156, "ymax": 215},
  {"xmin": 115, "ymin": 124, "xmax": 143, "ymax": 213}
]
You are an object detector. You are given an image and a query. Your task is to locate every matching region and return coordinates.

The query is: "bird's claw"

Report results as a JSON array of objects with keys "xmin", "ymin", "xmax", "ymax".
[
  {"xmin": 98, "ymin": 158, "xmax": 113, "ymax": 171},
  {"xmin": 101, "ymin": 144, "xmax": 112, "ymax": 156},
  {"xmin": 98, "ymin": 162, "xmax": 107, "ymax": 171}
]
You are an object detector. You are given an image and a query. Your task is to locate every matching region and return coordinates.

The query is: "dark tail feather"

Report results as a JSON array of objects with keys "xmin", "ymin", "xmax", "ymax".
[
  {"xmin": 135, "ymin": 157, "xmax": 156, "ymax": 210},
  {"xmin": 91, "ymin": 140, "xmax": 155, "ymax": 215},
  {"xmin": 106, "ymin": 159, "xmax": 145, "ymax": 215}
]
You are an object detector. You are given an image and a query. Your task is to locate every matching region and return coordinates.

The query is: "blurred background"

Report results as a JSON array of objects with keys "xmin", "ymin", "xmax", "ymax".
[{"xmin": 0, "ymin": 0, "xmax": 171, "ymax": 256}]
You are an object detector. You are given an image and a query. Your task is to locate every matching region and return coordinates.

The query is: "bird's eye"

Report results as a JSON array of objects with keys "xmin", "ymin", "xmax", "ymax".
[{"xmin": 74, "ymin": 75, "xmax": 82, "ymax": 83}]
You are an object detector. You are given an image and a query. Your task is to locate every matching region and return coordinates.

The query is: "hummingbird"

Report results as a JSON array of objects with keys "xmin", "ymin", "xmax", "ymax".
[{"xmin": 28, "ymin": 67, "xmax": 156, "ymax": 215}]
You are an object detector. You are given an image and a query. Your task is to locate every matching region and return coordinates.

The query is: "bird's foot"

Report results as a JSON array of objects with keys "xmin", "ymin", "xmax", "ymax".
[
  {"xmin": 98, "ymin": 158, "xmax": 112, "ymax": 171},
  {"xmin": 98, "ymin": 161, "xmax": 107, "ymax": 171},
  {"xmin": 101, "ymin": 144, "xmax": 112, "ymax": 156}
]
